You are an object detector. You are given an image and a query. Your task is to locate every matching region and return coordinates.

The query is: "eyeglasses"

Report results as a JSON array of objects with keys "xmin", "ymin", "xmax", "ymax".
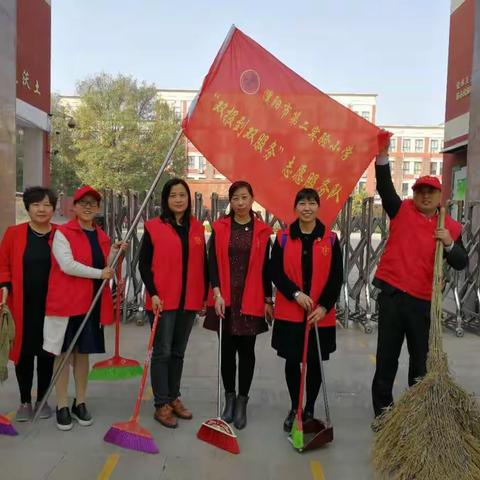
[{"xmin": 77, "ymin": 200, "xmax": 98, "ymax": 208}]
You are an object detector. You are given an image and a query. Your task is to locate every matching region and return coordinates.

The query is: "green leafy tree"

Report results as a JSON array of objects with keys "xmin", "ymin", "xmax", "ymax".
[
  {"xmin": 50, "ymin": 95, "xmax": 81, "ymax": 195},
  {"xmin": 71, "ymin": 73, "xmax": 186, "ymax": 193}
]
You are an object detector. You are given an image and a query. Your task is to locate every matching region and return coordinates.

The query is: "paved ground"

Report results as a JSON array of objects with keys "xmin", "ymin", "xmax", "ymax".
[{"xmin": 1, "ymin": 319, "xmax": 479, "ymax": 480}]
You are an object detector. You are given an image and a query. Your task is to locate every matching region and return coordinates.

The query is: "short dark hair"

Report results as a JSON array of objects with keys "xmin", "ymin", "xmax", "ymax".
[
  {"xmin": 160, "ymin": 178, "xmax": 192, "ymax": 224},
  {"xmin": 23, "ymin": 186, "xmax": 57, "ymax": 211},
  {"xmin": 294, "ymin": 188, "xmax": 320, "ymax": 208},
  {"xmin": 228, "ymin": 180, "xmax": 254, "ymax": 201}
]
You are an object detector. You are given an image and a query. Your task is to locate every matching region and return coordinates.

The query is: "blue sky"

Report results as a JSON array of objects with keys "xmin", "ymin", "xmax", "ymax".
[{"xmin": 52, "ymin": 0, "xmax": 451, "ymax": 125}]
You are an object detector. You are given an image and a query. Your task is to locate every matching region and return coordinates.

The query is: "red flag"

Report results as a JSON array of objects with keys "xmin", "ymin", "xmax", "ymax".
[{"xmin": 182, "ymin": 26, "xmax": 390, "ymax": 226}]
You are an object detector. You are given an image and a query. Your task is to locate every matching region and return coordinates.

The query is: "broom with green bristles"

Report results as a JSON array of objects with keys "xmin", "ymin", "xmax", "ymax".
[
  {"xmin": 88, "ymin": 259, "xmax": 143, "ymax": 381},
  {"xmin": 372, "ymin": 207, "xmax": 480, "ymax": 480}
]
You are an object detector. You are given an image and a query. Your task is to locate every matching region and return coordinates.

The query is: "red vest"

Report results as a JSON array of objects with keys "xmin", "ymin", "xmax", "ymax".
[
  {"xmin": 274, "ymin": 228, "xmax": 337, "ymax": 327},
  {"xmin": 208, "ymin": 216, "xmax": 272, "ymax": 317},
  {"xmin": 144, "ymin": 217, "xmax": 205, "ymax": 312},
  {"xmin": 45, "ymin": 219, "xmax": 114, "ymax": 325},
  {"xmin": 375, "ymin": 200, "xmax": 463, "ymax": 300},
  {"xmin": 0, "ymin": 223, "xmax": 56, "ymax": 363}
]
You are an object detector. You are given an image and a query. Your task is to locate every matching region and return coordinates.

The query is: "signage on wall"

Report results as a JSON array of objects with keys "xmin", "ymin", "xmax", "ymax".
[{"xmin": 456, "ymin": 76, "xmax": 471, "ymax": 101}]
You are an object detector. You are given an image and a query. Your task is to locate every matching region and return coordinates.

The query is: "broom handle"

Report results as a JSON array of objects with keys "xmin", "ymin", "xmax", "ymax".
[
  {"xmin": 430, "ymin": 207, "xmax": 446, "ymax": 358},
  {"xmin": 217, "ymin": 316, "xmax": 223, "ymax": 419},
  {"xmin": 32, "ymin": 129, "xmax": 183, "ymax": 424},
  {"xmin": 296, "ymin": 321, "xmax": 310, "ymax": 424},
  {"xmin": 114, "ymin": 258, "xmax": 123, "ymax": 358},
  {"xmin": 132, "ymin": 310, "xmax": 160, "ymax": 422},
  {"xmin": 313, "ymin": 323, "xmax": 331, "ymax": 426}
]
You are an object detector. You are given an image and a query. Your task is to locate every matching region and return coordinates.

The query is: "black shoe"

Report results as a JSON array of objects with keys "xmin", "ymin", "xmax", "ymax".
[
  {"xmin": 302, "ymin": 409, "xmax": 314, "ymax": 422},
  {"xmin": 56, "ymin": 407, "xmax": 73, "ymax": 431},
  {"xmin": 233, "ymin": 395, "xmax": 248, "ymax": 430},
  {"xmin": 71, "ymin": 399, "xmax": 93, "ymax": 427},
  {"xmin": 283, "ymin": 409, "xmax": 296, "ymax": 432},
  {"xmin": 221, "ymin": 392, "xmax": 236, "ymax": 424}
]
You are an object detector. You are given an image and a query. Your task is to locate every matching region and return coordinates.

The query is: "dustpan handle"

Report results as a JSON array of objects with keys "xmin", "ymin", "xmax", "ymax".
[
  {"xmin": 217, "ymin": 316, "xmax": 223, "ymax": 419},
  {"xmin": 313, "ymin": 324, "xmax": 331, "ymax": 425}
]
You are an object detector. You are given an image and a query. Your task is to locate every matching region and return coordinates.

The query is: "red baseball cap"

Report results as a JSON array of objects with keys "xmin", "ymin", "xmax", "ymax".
[
  {"xmin": 73, "ymin": 185, "xmax": 102, "ymax": 203},
  {"xmin": 412, "ymin": 176, "xmax": 442, "ymax": 191}
]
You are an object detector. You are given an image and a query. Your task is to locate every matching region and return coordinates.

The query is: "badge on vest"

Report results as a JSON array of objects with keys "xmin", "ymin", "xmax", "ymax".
[{"xmin": 320, "ymin": 245, "xmax": 330, "ymax": 256}]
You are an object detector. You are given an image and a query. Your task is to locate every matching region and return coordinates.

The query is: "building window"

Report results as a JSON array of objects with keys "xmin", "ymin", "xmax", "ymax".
[
  {"xmin": 188, "ymin": 156, "xmax": 196, "ymax": 169},
  {"xmin": 439, "ymin": 162, "xmax": 443, "ymax": 175},
  {"xmin": 389, "ymin": 139, "xmax": 396, "ymax": 152},
  {"xmin": 415, "ymin": 139, "xmax": 424, "ymax": 152},
  {"xmin": 430, "ymin": 162, "xmax": 437, "ymax": 175},
  {"xmin": 430, "ymin": 139, "xmax": 439, "ymax": 153},
  {"xmin": 361, "ymin": 111, "xmax": 370, "ymax": 121},
  {"xmin": 414, "ymin": 162, "xmax": 422, "ymax": 175},
  {"xmin": 174, "ymin": 106, "xmax": 182, "ymax": 119},
  {"xmin": 403, "ymin": 161, "xmax": 410, "ymax": 173},
  {"xmin": 402, "ymin": 138, "xmax": 411, "ymax": 152},
  {"xmin": 389, "ymin": 160, "xmax": 395, "ymax": 172},
  {"xmin": 402, "ymin": 182, "xmax": 409, "ymax": 198},
  {"xmin": 198, "ymin": 156, "xmax": 206, "ymax": 174}
]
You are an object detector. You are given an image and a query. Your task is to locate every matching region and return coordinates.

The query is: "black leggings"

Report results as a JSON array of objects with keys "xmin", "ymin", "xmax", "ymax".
[
  {"xmin": 285, "ymin": 354, "xmax": 322, "ymax": 414},
  {"xmin": 221, "ymin": 333, "xmax": 256, "ymax": 397},
  {"xmin": 15, "ymin": 349, "xmax": 54, "ymax": 404}
]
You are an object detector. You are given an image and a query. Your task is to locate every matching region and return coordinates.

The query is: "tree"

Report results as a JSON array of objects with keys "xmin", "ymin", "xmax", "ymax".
[
  {"xmin": 50, "ymin": 95, "xmax": 81, "ymax": 195},
  {"xmin": 351, "ymin": 186, "xmax": 369, "ymax": 216},
  {"xmin": 70, "ymin": 73, "xmax": 186, "ymax": 193}
]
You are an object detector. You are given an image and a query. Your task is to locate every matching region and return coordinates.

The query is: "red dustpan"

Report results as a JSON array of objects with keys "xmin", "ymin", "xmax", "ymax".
[{"xmin": 290, "ymin": 323, "xmax": 334, "ymax": 452}]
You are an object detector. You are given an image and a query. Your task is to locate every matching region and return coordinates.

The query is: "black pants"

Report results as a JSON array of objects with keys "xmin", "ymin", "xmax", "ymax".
[
  {"xmin": 285, "ymin": 353, "xmax": 322, "ymax": 414},
  {"xmin": 372, "ymin": 290, "xmax": 430, "ymax": 417},
  {"xmin": 15, "ymin": 349, "xmax": 54, "ymax": 404},
  {"xmin": 149, "ymin": 310, "xmax": 195, "ymax": 407},
  {"xmin": 221, "ymin": 333, "xmax": 256, "ymax": 397}
]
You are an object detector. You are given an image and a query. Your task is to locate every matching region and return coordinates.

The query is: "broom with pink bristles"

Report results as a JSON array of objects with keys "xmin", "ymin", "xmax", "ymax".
[
  {"xmin": 104, "ymin": 310, "xmax": 160, "ymax": 454},
  {"xmin": 0, "ymin": 414, "xmax": 17, "ymax": 436}
]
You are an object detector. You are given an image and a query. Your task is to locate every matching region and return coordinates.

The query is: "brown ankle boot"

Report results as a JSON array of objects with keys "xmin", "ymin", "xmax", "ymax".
[
  {"xmin": 170, "ymin": 398, "xmax": 193, "ymax": 420},
  {"xmin": 154, "ymin": 404, "xmax": 177, "ymax": 428}
]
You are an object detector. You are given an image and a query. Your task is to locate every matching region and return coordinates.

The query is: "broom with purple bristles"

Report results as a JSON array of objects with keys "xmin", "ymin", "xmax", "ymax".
[
  {"xmin": 104, "ymin": 309, "xmax": 160, "ymax": 454},
  {"xmin": 0, "ymin": 414, "xmax": 17, "ymax": 436}
]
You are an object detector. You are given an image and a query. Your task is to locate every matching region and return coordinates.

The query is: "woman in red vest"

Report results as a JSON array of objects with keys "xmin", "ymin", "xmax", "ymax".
[
  {"xmin": 43, "ymin": 186, "xmax": 125, "ymax": 431},
  {"xmin": 204, "ymin": 180, "xmax": 273, "ymax": 430},
  {"xmin": 371, "ymin": 142, "xmax": 468, "ymax": 422},
  {"xmin": 139, "ymin": 178, "xmax": 207, "ymax": 429},
  {"xmin": 270, "ymin": 188, "xmax": 343, "ymax": 432},
  {"xmin": 0, "ymin": 187, "xmax": 57, "ymax": 422}
]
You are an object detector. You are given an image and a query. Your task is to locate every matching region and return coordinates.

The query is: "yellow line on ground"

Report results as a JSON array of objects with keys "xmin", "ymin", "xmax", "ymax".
[
  {"xmin": 6, "ymin": 411, "xmax": 15, "ymax": 421},
  {"xmin": 97, "ymin": 454, "xmax": 120, "ymax": 480},
  {"xmin": 142, "ymin": 386, "xmax": 153, "ymax": 401},
  {"xmin": 368, "ymin": 354, "xmax": 376, "ymax": 364},
  {"xmin": 310, "ymin": 460, "xmax": 326, "ymax": 480}
]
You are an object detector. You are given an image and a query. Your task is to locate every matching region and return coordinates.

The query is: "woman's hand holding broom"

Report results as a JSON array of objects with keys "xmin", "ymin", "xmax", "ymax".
[
  {"xmin": 213, "ymin": 288, "xmax": 225, "ymax": 319},
  {"xmin": 151, "ymin": 295, "xmax": 163, "ymax": 315},
  {"xmin": 295, "ymin": 292, "xmax": 314, "ymax": 312},
  {"xmin": 0, "ymin": 287, "xmax": 7, "ymax": 312},
  {"xmin": 307, "ymin": 306, "xmax": 327, "ymax": 325}
]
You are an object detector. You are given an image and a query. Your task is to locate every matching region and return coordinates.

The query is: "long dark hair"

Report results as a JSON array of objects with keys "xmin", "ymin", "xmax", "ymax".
[
  {"xmin": 160, "ymin": 178, "xmax": 192, "ymax": 224},
  {"xmin": 227, "ymin": 180, "xmax": 254, "ymax": 217}
]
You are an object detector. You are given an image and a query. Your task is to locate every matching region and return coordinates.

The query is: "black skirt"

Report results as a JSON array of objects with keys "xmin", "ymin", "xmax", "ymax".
[
  {"xmin": 61, "ymin": 311, "xmax": 105, "ymax": 354},
  {"xmin": 271, "ymin": 320, "xmax": 336, "ymax": 362}
]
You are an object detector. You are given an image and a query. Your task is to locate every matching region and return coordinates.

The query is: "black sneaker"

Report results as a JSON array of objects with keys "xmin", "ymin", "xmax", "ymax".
[
  {"xmin": 283, "ymin": 409, "xmax": 297, "ymax": 432},
  {"xmin": 71, "ymin": 400, "xmax": 93, "ymax": 427},
  {"xmin": 56, "ymin": 407, "xmax": 73, "ymax": 431},
  {"xmin": 302, "ymin": 409, "xmax": 314, "ymax": 422}
]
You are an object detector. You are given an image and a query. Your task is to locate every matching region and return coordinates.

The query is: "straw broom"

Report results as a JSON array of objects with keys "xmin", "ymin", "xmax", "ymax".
[{"xmin": 372, "ymin": 208, "xmax": 480, "ymax": 480}]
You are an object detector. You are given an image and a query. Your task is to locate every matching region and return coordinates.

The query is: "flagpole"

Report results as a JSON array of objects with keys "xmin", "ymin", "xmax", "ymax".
[{"xmin": 32, "ymin": 129, "xmax": 184, "ymax": 423}]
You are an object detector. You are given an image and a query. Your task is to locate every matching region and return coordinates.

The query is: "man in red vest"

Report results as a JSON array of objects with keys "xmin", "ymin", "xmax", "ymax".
[{"xmin": 371, "ymin": 141, "xmax": 468, "ymax": 420}]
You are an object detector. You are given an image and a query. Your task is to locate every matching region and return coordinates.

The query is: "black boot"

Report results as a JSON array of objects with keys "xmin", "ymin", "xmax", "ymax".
[
  {"xmin": 221, "ymin": 392, "xmax": 236, "ymax": 423},
  {"xmin": 233, "ymin": 395, "xmax": 248, "ymax": 430},
  {"xmin": 283, "ymin": 409, "xmax": 296, "ymax": 432}
]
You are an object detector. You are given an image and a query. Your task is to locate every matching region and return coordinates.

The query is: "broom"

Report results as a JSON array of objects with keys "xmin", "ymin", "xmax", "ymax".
[
  {"xmin": 290, "ymin": 320, "xmax": 310, "ymax": 450},
  {"xmin": 372, "ymin": 207, "xmax": 480, "ymax": 480},
  {"xmin": 89, "ymin": 259, "xmax": 142, "ymax": 381},
  {"xmin": 0, "ymin": 414, "xmax": 17, "ymax": 436},
  {"xmin": 103, "ymin": 310, "xmax": 160, "ymax": 454},
  {"xmin": 197, "ymin": 316, "xmax": 240, "ymax": 454}
]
